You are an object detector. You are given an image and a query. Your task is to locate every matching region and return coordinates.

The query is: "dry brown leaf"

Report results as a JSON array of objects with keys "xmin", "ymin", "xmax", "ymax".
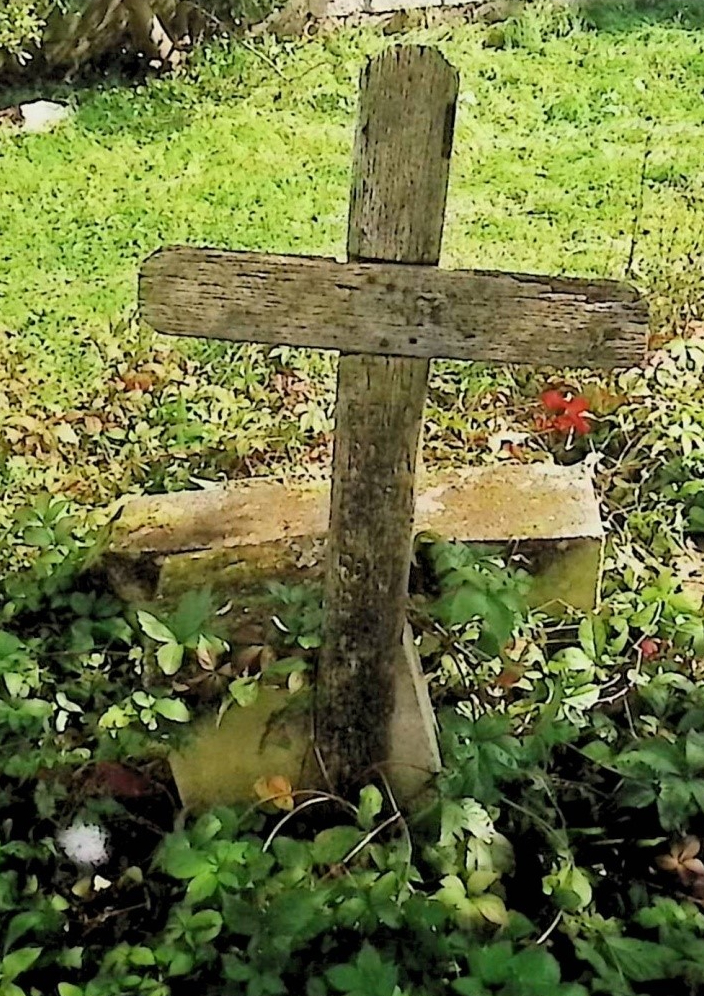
[
  {"xmin": 657, "ymin": 836, "xmax": 704, "ymax": 889},
  {"xmin": 55, "ymin": 423, "xmax": 80, "ymax": 446},
  {"xmin": 234, "ymin": 645, "xmax": 266, "ymax": 671},
  {"xmin": 254, "ymin": 774, "xmax": 294, "ymax": 811},
  {"xmin": 84, "ymin": 416, "xmax": 103, "ymax": 435}
]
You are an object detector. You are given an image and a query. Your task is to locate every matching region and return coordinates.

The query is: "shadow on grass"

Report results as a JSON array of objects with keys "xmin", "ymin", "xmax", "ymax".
[{"xmin": 580, "ymin": 0, "xmax": 704, "ymax": 30}]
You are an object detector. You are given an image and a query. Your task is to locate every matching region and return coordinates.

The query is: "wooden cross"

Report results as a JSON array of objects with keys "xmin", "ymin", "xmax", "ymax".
[{"xmin": 139, "ymin": 46, "xmax": 647, "ymax": 795}]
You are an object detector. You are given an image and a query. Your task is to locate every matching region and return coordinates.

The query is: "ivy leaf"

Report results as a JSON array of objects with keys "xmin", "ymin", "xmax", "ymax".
[
  {"xmin": 162, "ymin": 846, "xmax": 211, "ymax": 880},
  {"xmin": 187, "ymin": 909, "xmax": 223, "ymax": 944},
  {"xmin": 579, "ymin": 615, "xmax": 607, "ymax": 660},
  {"xmin": 326, "ymin": 963, "xmax": 360, "ymax": 993},
  {"xmin": 453, "ymin": 980, "xmax": 488, "ymax": 996},
  {"xmin": 3, "ymin": 911, "xmax": 44, "ymax": 955},
  {"xmin": 0, "ymin": 631, "xmax": 24, "ymax": 659},
  {"xmin": 313, "ymin": 827, "xmax": 364, "ymax": 866},
  {"xmin": 619, "ymin": 741, "xmax": 682, "ymax": 776},
  {"xmin": 508, "ymin": 948, "xmax": 561, "ymax": 994},
  {"xmin": 685, "ymin": 730, "xmax": 704, "ymax": 772},
  {"xmin": 604, "ymin": 936, "xmax": 673, "ymax": 982},
  {"xmin": 326, "ymin": 944, "xmax": 399, "ymax": 996},
  {"xmin": 543, "ymin": 863, "xmax": 592, "ymax": 912},
  {"xmin": 619, "ymin": 781, "xmax": 657, "ymax": 810},
  {"xmin": 222, "ymin": 954, "xmax": 254, "ymax": 982},
  {"xmin": 267, "ymin": 890, "xmax": 325, "ymax": 937},
  {"xmin": 128, "ymin": 948, "xmax": 155, "ymax": 966},
  {"xmin": 440, "ymin": 799, "xmax": 494, "ymax": 846},
  {"xmin": 471, "ymin": 894, "xmax": 508, "ymax": 926},
  {"xmin": 467, "ymin": 870, "xmax": 499, "ymax": 895},
  {"xmin": 222, "ymin": 896, "xmax": 259, "ymax": 936},
  {"xmin": 169, "ymin": 590, "xmax": 215, "ymax": 645},
  {"xmin": 262, "ymin": 656, "xmax": 309, "ymax": 679},
  {"xmin": 658, "ymin": 777, "xmax": 696, "ymax": 830},
  {"xmin": 22, "ymin": 527, "xmax": 53, "ymax": 548},
  {"xmin": 137, "ymin": 611, "xmax": 176, "ymax": 644},
  {"xmin": 167, "ymin": 950, "xmax": 195, "ymax": 977},
  {"xmin": 467, "ymin": 941, "xmax": 512, "ymax": 985},
  {"xmin": 1, "ymin": 946, "xmax": 42, "ymax": 983},
  {"xmin": 156, "ymin": 642, "xmax": 185, "ymax": 676},
  {"xmin": 57, "ymin": 948, "xmax": 83, "ymax": 970},
  {"xmin": 186, "ymin": 870, "xmax": 218, "ymax": 903},
  {"xmin": 358, "ymin": 785, "xmax": 384, "ymax": 830},
  {"xmin": 153, "ymin": 698, "xmax": 190, "ymax": 723},
  {"xmin": 272, "ymin": 837, "xmax": 313, "ymax": 872},
  {"xmin": 229, "ymin": 677, "xmax": 259, "ymax": 707},
  {"xmin": 436, "ymin": 875, "xmax": 470, "ymax": 913}
]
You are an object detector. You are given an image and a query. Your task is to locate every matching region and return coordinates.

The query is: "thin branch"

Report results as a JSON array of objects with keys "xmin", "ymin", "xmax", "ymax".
[
  {"xmin": 239, "ymin": 38, "xmax": 289, "ymax": 80},
  {"xmin": 536, "ymin": 909, "xmax": 563, "ymax": 946},
  {"xmin": 263, "ymin": 796, "xmax": 328, "ymax": 852},
  {"xmin": 625, "ymin": 128, "xmax": 653, "ymax": 279},
  {"xmin": 342, "ymin": 811, "xmax": 402, "ymax": 865}
]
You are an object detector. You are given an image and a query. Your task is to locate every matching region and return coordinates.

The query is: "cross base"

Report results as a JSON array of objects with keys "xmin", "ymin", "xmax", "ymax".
[{"xmin": 170, "ymin": 622, "xmax": 440, "ymax": 811}]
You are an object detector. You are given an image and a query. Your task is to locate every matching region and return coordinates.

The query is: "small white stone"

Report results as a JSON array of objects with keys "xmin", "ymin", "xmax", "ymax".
[{"xmin": 18, "ymin": 100, "xmax": 72, "ymax": 134}]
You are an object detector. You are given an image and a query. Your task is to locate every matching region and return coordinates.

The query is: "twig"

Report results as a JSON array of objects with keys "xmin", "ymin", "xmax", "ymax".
[
  {"xmin": 314, "ymin": 742, "xmax": 336, "ymax": 796},
  {"xmin": 625, "ymin": 128, "xmax": 653, "ymax": 279},
  {"xmin": 241, "ymin": 787, "xmax": 357, "ymax": 832},
  {"xmin": 536, "ymin": 909, "xmax": 563, "ymax": 946},
  {"xmin": 623, "ymin": 695, "xmax": 637, "ymax": 739},
  {"xmin": 239, "ymin": 38, "xmax": 290, "ymax": 80},
  {"xmin": 342, "ymin": 811, "xmax": 402, "ymax": 865},
  {"xmin": 377, "ymin": 769, "xmax": 415, "ymax": 879},
  {"xmin": 295, "ymin": 61, "xmax": 328, "ymax": 82},
  {"xmin": 263, "ymin": 796, "xmax": 328, "ymax": 852}
]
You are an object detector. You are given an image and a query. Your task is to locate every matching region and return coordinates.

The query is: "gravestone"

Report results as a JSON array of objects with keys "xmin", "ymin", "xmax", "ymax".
[
  {"xmin": 107, "ymin": 463, "xmax": 606, "ymax": 807},
  {"xmin": 107, "ymin": 464, "xmax": 606, "ymax": 615},
  {"xmin": 139, "ymin": 45, "xmax": 647, "ymax": 798}
]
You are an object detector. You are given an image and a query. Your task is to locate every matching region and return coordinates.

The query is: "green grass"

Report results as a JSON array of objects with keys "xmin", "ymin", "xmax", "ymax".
[{"xmin": 1, "ymin": 13, "xmax": 703, "ymax": 412}]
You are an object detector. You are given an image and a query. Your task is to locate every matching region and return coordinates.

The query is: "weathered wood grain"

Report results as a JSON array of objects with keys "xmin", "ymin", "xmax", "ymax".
[
  {"xmin": 140, "ymin": 248, "xmax": 647, "ymax": 369},
  {"xmin": 313, "ymin": 46, "xmax": 458, "ymax": 792}
]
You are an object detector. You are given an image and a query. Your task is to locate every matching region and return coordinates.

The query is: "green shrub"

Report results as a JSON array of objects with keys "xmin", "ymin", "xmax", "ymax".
[{"xmin": 0, "ymin": 0, "xmax": 47, "ymax": 58}]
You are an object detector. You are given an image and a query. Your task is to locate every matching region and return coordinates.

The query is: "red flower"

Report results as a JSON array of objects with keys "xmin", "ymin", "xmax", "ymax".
[
  {"xmin": 639, "ymin": 638, "xmax": 661, "ymax": 661},
  {"xmin": 541, "ymin": 389, "xmax": 567, "ymax": 412},
  {"xmin": 540, "ymin": 390, "xmax": 592, "ymax": 436}
]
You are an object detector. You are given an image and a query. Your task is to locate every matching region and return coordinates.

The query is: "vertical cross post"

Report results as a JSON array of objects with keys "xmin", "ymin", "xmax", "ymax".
[{"xmin": 315, "ymin": 47, "xmax": 459, "ymax": 793}]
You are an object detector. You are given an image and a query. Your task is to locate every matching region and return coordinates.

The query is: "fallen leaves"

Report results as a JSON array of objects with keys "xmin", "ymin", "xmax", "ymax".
[
  {"xmin": 254, "ymin": 774, "xmax": 295, "ymax": 811},
  {"xmin": 656, "ymin": 837, "xmax": 704, "ymax": 897}
]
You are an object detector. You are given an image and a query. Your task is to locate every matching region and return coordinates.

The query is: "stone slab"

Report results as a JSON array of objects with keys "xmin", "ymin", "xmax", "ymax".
[
  {"xmin": 109, "ymin": 463, "xmax": 603, "ymax": 811},
  {"xmin": 106, "ymin": 464, "xmax": 604, "ymax": 613}
]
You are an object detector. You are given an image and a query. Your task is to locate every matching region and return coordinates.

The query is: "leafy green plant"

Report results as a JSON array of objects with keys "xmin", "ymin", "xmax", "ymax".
[
  {"xmin": 137, "ymin": 590, "xmax": 227, "ymax": 677},
  {"xmin": 0, "ymin": 0, "xmax": 45, "ymax": 58},
  {"xmin": 421, "ymin": 540, "xmax": 530, "ymax": 658},
  {"xmin": 268, "ymin": 582, "xmax": 324, "ymax": 650}
]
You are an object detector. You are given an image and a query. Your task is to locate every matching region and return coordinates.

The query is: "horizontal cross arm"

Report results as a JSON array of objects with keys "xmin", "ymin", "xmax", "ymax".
[{"xmin": 140, "ymin": 248, "xmax": 648, "ymax": 369}]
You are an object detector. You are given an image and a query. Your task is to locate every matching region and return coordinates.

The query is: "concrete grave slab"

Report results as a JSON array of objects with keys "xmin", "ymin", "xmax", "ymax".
[
  {"xmin": 103, "ymin": 463, "xmax": 604, "ymax": 809},
  {"xmin": 106, "ymin": 463, "xmax": 604, "ymax": 614}
]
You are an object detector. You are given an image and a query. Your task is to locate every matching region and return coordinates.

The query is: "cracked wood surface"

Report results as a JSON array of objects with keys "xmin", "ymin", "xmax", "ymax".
[{"xmin": 141, "ymin": 248, "xmax": 647, "ymax": 369}]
